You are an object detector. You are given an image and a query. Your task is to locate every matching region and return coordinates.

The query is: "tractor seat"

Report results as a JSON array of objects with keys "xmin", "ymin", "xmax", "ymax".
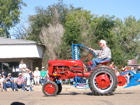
[
  {"xmin": 99, "ymin": 61, "xmax": 110, "ymax": 65},
  {"xmin": 88, "ymin": 60, "xmax": 110, "ymax": 65}
]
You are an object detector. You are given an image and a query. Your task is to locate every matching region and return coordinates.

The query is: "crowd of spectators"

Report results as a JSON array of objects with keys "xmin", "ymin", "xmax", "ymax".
[{"xmin": 0, "ymin": 60, "xmax": 48, "ymax": 92}]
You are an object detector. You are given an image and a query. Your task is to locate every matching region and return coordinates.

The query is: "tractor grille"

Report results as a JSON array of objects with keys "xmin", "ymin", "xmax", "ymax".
[{"xmin": 69, "ymin": 66, "xmax": 84, "ymax": 72}]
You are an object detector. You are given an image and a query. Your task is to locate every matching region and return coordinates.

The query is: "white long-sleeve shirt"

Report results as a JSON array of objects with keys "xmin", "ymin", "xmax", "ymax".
[{"xmin": 93, "ymin": 46, "xmax": 111, "ymax": 59}]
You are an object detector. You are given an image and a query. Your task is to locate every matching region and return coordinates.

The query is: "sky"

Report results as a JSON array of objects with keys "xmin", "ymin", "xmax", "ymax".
[{"xmin": 10, "ymin": 0, "xmax": 140, "ymax": 35}]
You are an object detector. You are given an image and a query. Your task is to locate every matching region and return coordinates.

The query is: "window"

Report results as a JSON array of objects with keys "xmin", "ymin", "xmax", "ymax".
[{"xmin": 0, "ymin": 62, "xmax": 19, "ymax": 72}]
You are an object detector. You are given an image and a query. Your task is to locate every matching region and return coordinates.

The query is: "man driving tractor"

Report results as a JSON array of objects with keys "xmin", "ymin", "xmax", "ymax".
[
  {"xmin": 89, "ymin": 40, "xmax": 111, "ymax": 70},
  {"xmin": 42, "ymin": 39, "xmax": 140, "ymax": 96}
]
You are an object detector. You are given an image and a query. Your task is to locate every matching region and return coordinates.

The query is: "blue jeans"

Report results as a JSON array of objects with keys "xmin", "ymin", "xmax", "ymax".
[
  {"xmin": 91, "ymin": 58, "xmax": 111, "ymax": 70},
  {"xmin": 40, "ymin": 78, "xmax": 47, "ymax": 84},
  {"xmin": 15, "ymin": 83, "xmax": 25, "ymax": 90},
  {"xmin": 3, "ymin": 82, "xmax": 15, "ymax": 91},
  {"xmin": 74, "ymin": 77, "xmax": 85, "ymax": 83}
]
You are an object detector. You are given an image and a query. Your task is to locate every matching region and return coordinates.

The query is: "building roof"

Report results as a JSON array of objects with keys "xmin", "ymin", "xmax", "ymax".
[
  {"xmin": 0, "ymin": 37, "xmax": 37, "ymax": 45},
  {"xmin": 0, "ymin": 37, "xmax": 45, "ymax": 59}
]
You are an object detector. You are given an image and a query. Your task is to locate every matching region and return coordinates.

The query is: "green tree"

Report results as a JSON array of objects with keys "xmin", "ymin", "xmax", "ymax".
[
  {"xmin": 61, "ymin": 9, "xmax": 95, "ymax": 59},
  {"xmin": 26, "ymin": 1, "xmax": 81, "ymax": 66},
  {"xmin": 27, "ymin": 0, "xmax": 75, "ymax": 43},
  {"xmin": 0, "ymin": 0, "xmax": 26, "ymax": 37},
  {"xmin": 112, "ymin": 16, "xmax": 140, "ymax": 65},
  {"xmin": 61, "ymin": 13, "xmax": 116, "ymax": 60}
]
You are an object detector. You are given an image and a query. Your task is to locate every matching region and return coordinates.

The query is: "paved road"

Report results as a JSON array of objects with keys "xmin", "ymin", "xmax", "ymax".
[{"xmin": 1, "ymin": 85, "xmax": 140, "ymax": 105}]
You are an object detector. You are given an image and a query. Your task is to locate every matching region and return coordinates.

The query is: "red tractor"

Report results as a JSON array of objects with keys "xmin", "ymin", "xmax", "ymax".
[{"xmin": 42, "ymin": 44, "xmax": 132, "ymax": 96}]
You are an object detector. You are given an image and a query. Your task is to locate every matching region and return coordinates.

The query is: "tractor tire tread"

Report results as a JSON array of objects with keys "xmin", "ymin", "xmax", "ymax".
[{"xmin": 88, "ymin": 66, "xmax": 117, "ymax": 96}]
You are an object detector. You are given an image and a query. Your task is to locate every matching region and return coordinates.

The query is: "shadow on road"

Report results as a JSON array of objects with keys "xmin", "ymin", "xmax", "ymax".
[
  {"xmin": 42, "ymin": 91, "xmax": 135, "ymax": 97},
  {"xmin": 115, "ymin": 92, "xmax": 134, "ymax": 94},
  {"xmin": 60, "ymin": 91, "xmax": 135, "ymax": 96}
]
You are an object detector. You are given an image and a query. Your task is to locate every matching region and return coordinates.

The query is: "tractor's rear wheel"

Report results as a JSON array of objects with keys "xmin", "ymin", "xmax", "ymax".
[
  {"xmin": 88, "ymin": 67, "xmax": 117, "ymax": 95},
  {"xmin": 42, "ymin": 81, "xmax": 58, "ymax": 96}
]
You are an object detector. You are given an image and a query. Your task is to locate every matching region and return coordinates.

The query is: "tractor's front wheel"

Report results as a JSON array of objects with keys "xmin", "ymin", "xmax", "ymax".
[
  {"xmin": 42, "ymin": 81, "xmax": 58, "ymax": 96},
  {"xmin": 88, "ymin": 67, "xmax": 117, "ymax": 95},
  {"xmin": 57, "ymin": 83, "xmax": 62, "ymax": 95}
]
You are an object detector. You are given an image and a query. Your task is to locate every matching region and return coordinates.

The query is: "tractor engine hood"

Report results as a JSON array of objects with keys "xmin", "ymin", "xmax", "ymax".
[{"xmin": 48, "ymin": 59, "xmax": 84, "ymax": 67}]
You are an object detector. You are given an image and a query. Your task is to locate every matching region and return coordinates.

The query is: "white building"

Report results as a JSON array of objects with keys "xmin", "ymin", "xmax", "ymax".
[{"xmin": 0, "ymin": 37, "xmax": 45, "ymax": 76}]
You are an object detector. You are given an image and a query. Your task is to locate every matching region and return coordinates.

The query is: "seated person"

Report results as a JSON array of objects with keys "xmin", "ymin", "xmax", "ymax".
[
  {"xmin": 24, "ymin": 68, "xmax": 33, "ymax": 91},
  {"xmin": 1, "ymin": 70, "xmax": 7, "ymax": 78},
  {"xmin": 40, "ymin": 67, "xmax": 48, "ymax": 85},
  {"xmin": 19, "ymin": 60, "xmax": 27, "ymax": 72},
  {"xmin": 34, "ymin": 67, "xmax": 40, "ymax": 85},
  {"xmin": 14, "ymin": 73, "xmax": 25, "ymax": 91},
  {"xmin": 0, "ymin": 74, "xmax": 4, "ymax": 91},
  {"xmin": 89, "ymin": 40, "xmax": 111, "ymax": 70},
  {"xmin": 3, "ymin": 73, "xmax": 15, "ymax": 91},
  {"xmin": 136, "ymin": 66, "xmax": 140, "ymax": 74}
]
